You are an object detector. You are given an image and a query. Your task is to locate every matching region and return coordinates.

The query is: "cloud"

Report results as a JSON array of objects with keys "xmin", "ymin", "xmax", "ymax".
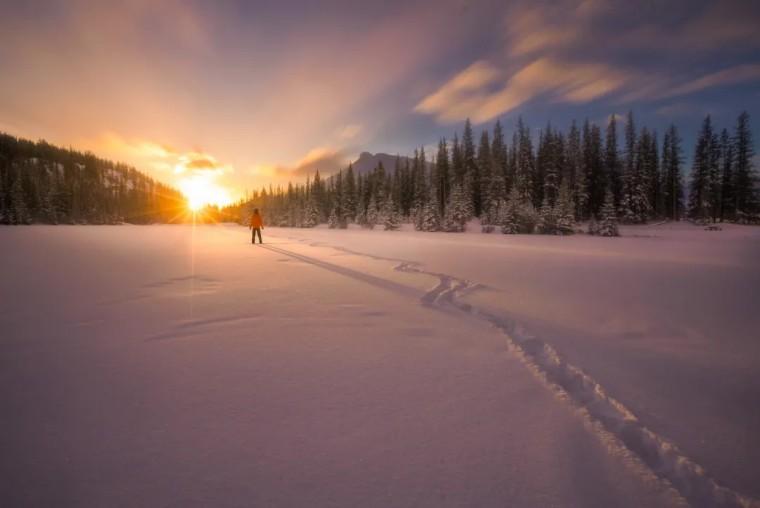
[
  {"xmin": 417, "ymin": 57, "xmax": 628, "ymax": 124},
  {"xmin": 270, "ymin": 147, "xmax": 348, "ymax": 178},
  {"xmin": 415, "ymin": 61, "xmax": 502, "ymax": 119},
  {"xmin": 184, "ymin": 157, "xmax": 221, "ymax": 170},
  {"xmin": 660, "ymin": 64, "xmax": 760, "ymax": 99},
  {"xmin": 338, "ymin": 124, "xmax": 362, "ymax": 140}
]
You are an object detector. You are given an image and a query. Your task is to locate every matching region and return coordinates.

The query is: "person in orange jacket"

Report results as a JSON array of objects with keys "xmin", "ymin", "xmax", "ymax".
[{"xmin": 249, "ymin": 208, "xmax": 264, "ymax": 244}]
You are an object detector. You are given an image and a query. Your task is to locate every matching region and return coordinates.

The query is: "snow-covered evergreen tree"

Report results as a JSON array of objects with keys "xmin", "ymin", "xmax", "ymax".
[
  {"xmin": 567, "ymin": 121, "xmax": 586, "ymax": 220},
  {"xmin": 303, "ymin": 198, "xmax": 319, "ymax": 228},
  {"xmin": 365, "ymin": 195, "xmax": 378, "ymax": 229},
  {"xmin": 420, "ymin": 198, "xmax": 441, "ymax": 232},
  {"xmin": 327, "ymin": 207, "xmax": 339, "ymax": 229},
  {"xmin": 11, "ymin": 173, "xmax": 30, "ymax": 225},
  {"xmin": 555, "ymin": 183, "xmax": 575, "ymax": 235},
  {"xmin": 0, "ymin": 173, "xmax": 8, "ymax": 224},
  {"xmin": 593, "ymin": 190, "xmax": 619, "ymax": 237},
  {"xmin": 443, "ymin": 184, "xmax": 468, "ymax": 232},
  {"xmin": 382, "ymin": 195, "xmax": 400, "ymax": 230},
  {"xmin": 537, "ymin": 197, "xmax": 557, "ymax": 234},
  {"xmin": 500, "ymin": 189, "xmax": 520, "ymax": 234},
  {"xmin": 689, "ymin": 115, "xmax": 717, "ymax": 222}
]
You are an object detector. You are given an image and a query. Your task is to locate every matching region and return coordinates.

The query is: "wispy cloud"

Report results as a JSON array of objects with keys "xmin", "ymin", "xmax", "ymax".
[
  {"xmin": 417, "ymin": 0, "xmax": 760, "ymax": 124},
  {"xmin": 256, "ymin": 146, "xmax": 348, "ymax": 179},
  {"xmin": 660, "ymin": 64, "xmax": 760, "ymax": 99},
  {"xmin": 417, "ymin": 57, "xmax": 628, "ymax": 124},
  {"xmin": 337, "ymin": 124, "xmax": 363, "ymax": 140}
]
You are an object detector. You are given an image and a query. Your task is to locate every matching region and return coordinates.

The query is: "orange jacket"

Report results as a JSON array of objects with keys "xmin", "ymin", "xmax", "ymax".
[{"xmin": 250, "ymin": 214, "xmax": 264, "ymax": 228}]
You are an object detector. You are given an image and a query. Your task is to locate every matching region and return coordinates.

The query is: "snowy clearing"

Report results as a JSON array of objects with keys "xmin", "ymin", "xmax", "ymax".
[{"xmin": 2, "ymin": 224, "xmax": 759, "ymax": 507}]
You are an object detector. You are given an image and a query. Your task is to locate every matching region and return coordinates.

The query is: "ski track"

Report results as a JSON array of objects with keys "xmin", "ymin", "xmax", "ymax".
[{"xmin": 278, "ymin": 234, "xmax": 759, "ymax": 508}]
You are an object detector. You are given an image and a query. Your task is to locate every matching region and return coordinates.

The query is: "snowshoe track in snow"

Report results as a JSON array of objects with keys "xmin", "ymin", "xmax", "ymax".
[{"xmin": 275, "ymin": 237, "xmax": 758, "ymax": 508}]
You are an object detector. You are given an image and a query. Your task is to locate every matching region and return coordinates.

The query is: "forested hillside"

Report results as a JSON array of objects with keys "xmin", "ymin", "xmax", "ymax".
[
  {"xmin": 226, "ymin": 112, "xmax": 757, "ymax": 234},
  {"xmin": 0, "ymin": 133, "xmax": 186, "ymax": 224}
]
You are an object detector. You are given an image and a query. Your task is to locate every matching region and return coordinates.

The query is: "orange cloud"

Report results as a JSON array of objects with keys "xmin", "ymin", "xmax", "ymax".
[
  {"xmin": 417, "ymin": 57, "xmax": 628, "ymax": 124},
  {"xmin": 271, "ymin": 147, "xmax": 348, "ymax": 178}
]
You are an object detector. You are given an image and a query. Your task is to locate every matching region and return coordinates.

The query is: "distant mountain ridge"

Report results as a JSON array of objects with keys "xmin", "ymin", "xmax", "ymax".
[{"xmin": 341, "ymin": 151, "xmax": 432, "ymax": 177}]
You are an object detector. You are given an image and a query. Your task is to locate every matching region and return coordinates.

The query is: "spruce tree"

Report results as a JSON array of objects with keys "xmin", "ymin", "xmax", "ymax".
[
  {"xmin": 443, "ymin": 184, "xmax": 468, "ymax": 232},
  {"xmin": 733, "ymin": 111, "xmax": 756, "ymax": 220},
  {"xmin": 0, "ymin": 172, "xmax": 7, "ymax": 224},
  {"xmin": 344, "ymin": 163, "xmax": 357, "ymax": 221},
  {"xmin": 605, "ymin": 114, "xmax": 622, "ymax": 207},
  {"xmin": 555, "ymin": 182, "xmax": 575, "ymax": 235},
  {"xmin": 515, "ymin": 117, "xmax": 534, "ymax": 203},
  {"xmin": 594, "ymin": 189, "xmax": 619, "ymax": 237},
  {"xmin": 491, "ymin": 119, "xmax": 508, "ymax": 203},
  {"xmin": 382, "ymin": 194, "xmax": 400, "ymax": 230},
  {"xmin": 11, "ymin": 171, "xmax": 29, "ymax": 224},
  {"xmin": 537, "ymin": 196, "xmax": 557, "ymax": 234},
  {"xmin": 435, "ymin": 139, "xmax": 450, "ymax": 216},
  {"xmin": 620, "ymin": 118, "xmax": 650, "ymax": 223},
  {"xmin": 327, "ymin": 207, "xmax": 339, "ymax": 229},
  {"xmin": 366, "ymin": 195, "xmax": 378, "ymax": 229},
  {"xmin": 499, "ymin": 190, "xmax": 519, "ymax": 234},
  {"xmin": 661, "ymin": 125, "xmax": 684, "ymax": 221},
  {"xmin": 689, "ymin": 116, "xmax": 716, "ymax": 222},
  {"xmin": 462, "ymin": 119, "xmax": 478, "ymax": 215},
  {"xmin": 476, "ymin": 130, "xmax": 491, "ymax": 217},
  {"xmin": 719, "ymin": 128, "xmax": 734, "ymax": 221},
  {"xmin": 567, "ymin": 121, "xmax": 586, "ymax": 219},
  {"xmin": 420, "ymin": 194, "xmax": 441, "ymax": 232}
]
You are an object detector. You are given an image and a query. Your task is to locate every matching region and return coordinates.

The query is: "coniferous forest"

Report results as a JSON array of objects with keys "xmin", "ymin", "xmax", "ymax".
[
  {"xmin": 0, "ymin": 133, "xmax": 186, "ymax": 224},
  {"xmin": 1, "ymin": 112, "xmax": 756, "ymax": 232},
  {"xmin": 226, "ymin": 111, "xmax": 757, "ymax": 236}
]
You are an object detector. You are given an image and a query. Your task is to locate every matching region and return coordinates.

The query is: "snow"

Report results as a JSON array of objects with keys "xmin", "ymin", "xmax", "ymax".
[{"xmin": 2, "ymin": 223, "xmax": 759, "ymax": 507}]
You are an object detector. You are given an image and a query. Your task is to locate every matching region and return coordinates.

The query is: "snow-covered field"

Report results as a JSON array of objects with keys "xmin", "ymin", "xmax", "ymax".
[{"xmin": 2, "ymin": 224, "xmax": 759, "ymax": 507}]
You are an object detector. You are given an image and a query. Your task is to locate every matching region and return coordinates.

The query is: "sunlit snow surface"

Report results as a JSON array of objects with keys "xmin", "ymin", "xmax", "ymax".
[{"xmin": 2, "ymin": 223, "xmax": 759, "ymax": 507}]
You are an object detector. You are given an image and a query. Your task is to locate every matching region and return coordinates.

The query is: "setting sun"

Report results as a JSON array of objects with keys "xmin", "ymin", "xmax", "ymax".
[{"xmin": 179, "ymin": 175, "xmax": 233, "ymax": 211}]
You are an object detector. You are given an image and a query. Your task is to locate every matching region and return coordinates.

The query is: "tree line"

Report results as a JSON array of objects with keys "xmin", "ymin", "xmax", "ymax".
[
  {"xmin": 0, "ymin": 133, "xmax": 186, "ymax": 224},
  {"xmin": 226, "ymin": 111, "xmax": 757, "ymax": 235}
]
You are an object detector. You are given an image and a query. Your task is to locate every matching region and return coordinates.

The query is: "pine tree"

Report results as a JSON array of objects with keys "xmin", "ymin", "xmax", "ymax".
[
  {"xmin": 382, "ymin": 194, "xmax": 400, "ymax": 231},
  {"xmin": 0, "ymin": 172, "xmax": 7, "ymax": 224},
  {"xmin": 583, "ymin": 121, "xmax": 605, "ymax": 217},
  {"xmin": 476, "ymin": 130, "xmax": 491, "ymax": 217},
  {"xmin": 491, "ymin": 119, "xmax": 507, "ymax": 203},
  {"xmin": 719, "ymin": 128, "xmax": 734, "ymax": 221},
  {"xmin": 515, "ymin": 117, "xmax": 534, "ymax": 203},
  {"xmin": 344, "ymin": 163, "xmax": 357, "ymax": 221},
  {"xmin": 537, "ymin": 196, "xmax": 557, "ymax": 234},
  {"xmin": 567, "ymin": 121, "xmax": 586, "ymax": 219},
  {"xmin": 420, "ymin": 195, "xmax": 441, "ymax": 232},
  {"xmin": 605, "ymin": 114, "xmax": 622, "ymax": 208},
  {"xmin": 733, "ymin": 111, "xmax": 756, "ymax": 221},
  {"xmin": 443, "ymin": 184, "xmax": 468, "ymax": 232},
  {"xmin": 661, "ymin": 125, "xmax": 684, "ymax": 221},
  {"xmin": 594, "ymin": 189, "xmax": 619, "ymax": 237},
  {"xmin": 620, "ymin": 117, "xmax": 650, "ymax": 223},
  {"xmin": 366, "ymin": 195, "xmax": 378, "ymax": 229},
  {"xmin": 462, "ymin": 119, "xmax": 478, "ymax": 216},
  {"xmin": 435, "ymin": 139, "xmax": 450, "ymax": 216},
  {"xmin": 555, "ymin": 182, "xmax": 575, "ymax": 235},
  {"xmin": 500, "ymin": 187, "xmax": 521, "ymax": 234},
  {"xmin": 688, "ymin": 115, "xmax": 716, "ymax": 222},
  {"xmin": 11, "ymin": 171, "xmax": 29, "ymax": 224},
  {"xmin": 451, "ymin": 133, "xmax": 464, "ymax": 187},
  {"xmin": 327, "ymin": 207, "xmax": 339, "ymax": 229},
  {"xmin": 303, "ymin": 197, "xmax": 319, "ymax": 228}
]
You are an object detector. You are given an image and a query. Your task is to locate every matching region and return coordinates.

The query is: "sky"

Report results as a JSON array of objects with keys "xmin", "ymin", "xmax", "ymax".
[{"xmin": 1, "ymin": 0, "xmax": 759, "ymax": 206}]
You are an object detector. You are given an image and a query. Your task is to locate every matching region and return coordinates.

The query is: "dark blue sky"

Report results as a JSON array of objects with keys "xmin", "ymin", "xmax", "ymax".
[{"xmin": 0, "ymin": 0, "xmax": 758, "ymax": 202}]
